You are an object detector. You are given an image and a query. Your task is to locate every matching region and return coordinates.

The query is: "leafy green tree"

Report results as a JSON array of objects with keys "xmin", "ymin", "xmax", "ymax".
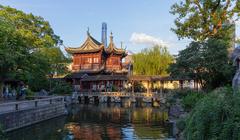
[
  {"xmin": 202, "ymin": 38, "xmax": 234, "ymax": 89},
  {"xmin": 181, "ymin": 92, "xmax": 205, "ymax": 111},
  {"xmin": 170, "ymin": 0, "xmax": 240, "ymax": 41},
  {"xmin": 0, "ymin": 19, "xmax": 30, "ymax": 95},
  {"xmin": 132, "ymin": 45, "xmax": 173, "ymax": 76},
  {"xmin": 50, "ymin": 81, "xmax": 73, "ymax": 95},
  {"xmin": 0, "ymin": 5, "xmax": 68, "ymax": 94},
  {"xmin": 169, "ymin": 38, "xmax": 234, "ymax": 90},
  {"xmin": 0, "ymin": 5, "xmax": 62, "ymax": 49},
  {"xmin": 41, "ymin": 47, "xmax": 70, "ymax": 76},
  {"xmin": 169, "ymin": 41, "xmax": 204, "ymax": 85}
]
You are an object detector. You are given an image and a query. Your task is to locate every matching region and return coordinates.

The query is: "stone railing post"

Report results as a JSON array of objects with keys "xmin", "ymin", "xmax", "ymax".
[
  {"xmin": 15, "ymin": 104, "xmax": 18, "ymax": 111},
  {"xmin": 35, "ymin": 101, "xmax": 38, "ymax": 107}
]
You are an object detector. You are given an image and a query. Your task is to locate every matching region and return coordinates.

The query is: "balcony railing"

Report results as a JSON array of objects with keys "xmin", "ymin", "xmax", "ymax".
[{"xmin": 80, "ymin": 64, "xmax": 101, "ymax": 70}]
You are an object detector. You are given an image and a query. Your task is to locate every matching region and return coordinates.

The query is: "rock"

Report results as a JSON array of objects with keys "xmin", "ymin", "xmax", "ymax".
[
  {"xmin": 231, "ymin": 46, "xmax": 240, "ymax": 89},
  {"xmin": 169, "ymin": 104, "xmax": 182, "ymax": 118}
]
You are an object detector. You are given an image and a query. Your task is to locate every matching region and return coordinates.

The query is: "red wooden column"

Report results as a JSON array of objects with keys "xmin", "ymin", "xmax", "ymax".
[
  {"xmin": 80, "ymin": 80, "xmax": 82, "ymax": 92},
  {"xmin": 120, "ymin": 80, "xmax": 123, "ymax": 91},
  {"xmin": 79, "ymin": 55, "xmax": 82, "ymax": 70},
  {"xmin": 89, "ymin": 81, "xmax": 92, "ymax": 93},
  {"xmin": 91, "ymin": 54, "xmax": 93, "ymax": 69},
  {"xmin": 131, "ymin": 81, "xmax": 134, "ymax": 94},
  {"xmin": 72, "ymin": 79, "xmax": 76, "ymax": 92},
  {"xmin": 117, "ymin": 80, "xmax": 120, "ymax": 91},
  {"xmin": 104, "ymin": 80, "xmax": 107, "ymax": 92},
  {"xmin": 179, "ymin": 80, "xmax": 183, "ymax": 89},
  {"xmin": 72, "ymin": 79, "xmax": 76, "ymax": 85},
  {"xmin": 160, "ymin": 81, "xmax": 164, "ymax": 94},
  {"xmin": 150, "ymin": 80, "xmax": 153, "ymax": 93},
  {"xmin": 194, "ymin": 80, "xmax": 198, "ymax": 90},
  {"xmin": 147, "ymin": 80, "xmax": 150, "ymax": 94}
]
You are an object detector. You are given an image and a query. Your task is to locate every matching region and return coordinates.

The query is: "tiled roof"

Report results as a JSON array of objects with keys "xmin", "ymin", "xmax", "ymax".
[
  {"xmin": 105, "ymin": 33, "xmax": 126, "ymax": 56},
  {"xmin": 65, "ymin": 32, "xmax": 127, "ymax": 57},
  {"xmin": 81, "ymin": 75, "xmax": 128, "ymax": 81},
  {"xmin": 65, "ymin": 34, "xmax": 103, "ymax": 54},
  {"xmin": 128, "ymin": 75, "xmax": 193, "ymax": 81}
]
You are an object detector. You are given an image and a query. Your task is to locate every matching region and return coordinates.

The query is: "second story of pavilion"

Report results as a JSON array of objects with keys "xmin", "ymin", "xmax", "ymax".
[{"xmin": 65, "ymin": 32, "xmax": 127, "ymax": 73}]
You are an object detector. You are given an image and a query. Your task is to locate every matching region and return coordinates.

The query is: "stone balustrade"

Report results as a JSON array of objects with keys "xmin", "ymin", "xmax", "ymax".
[
  {"xmin": 78, "ymin": 92, "xmax": 163, "ymax": 98},
  {"xmin": 0, "ymin": 96, "xmax": 66, "ymax": 132},
  {"xmin": 0, "ymin": 96, "xmax": 64, "ymax": 114}
]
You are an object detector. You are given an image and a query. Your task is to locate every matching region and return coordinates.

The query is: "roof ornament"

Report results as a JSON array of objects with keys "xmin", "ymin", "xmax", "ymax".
[
  {"xmin": 87, "ymin": 27, "xmax": 90, "ymax": 36},
  {"xmin": 110, "ymin": 32, "xmax": 113, "ymax": 42}
]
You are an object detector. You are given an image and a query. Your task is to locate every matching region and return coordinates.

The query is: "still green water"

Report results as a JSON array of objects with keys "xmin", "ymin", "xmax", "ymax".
[{"xmin": 6, "ymin": 104, "xmax": 170, "ymax": 140}]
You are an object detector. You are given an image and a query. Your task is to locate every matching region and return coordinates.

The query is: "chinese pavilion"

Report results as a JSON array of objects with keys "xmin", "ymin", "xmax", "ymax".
[
  {"xmin": 64, "ymin": 28, "xmax": 199, "ymax": 94},
  {"xmin": 65, "ymin": 31, "xmax": 130, "ymax": 92}
]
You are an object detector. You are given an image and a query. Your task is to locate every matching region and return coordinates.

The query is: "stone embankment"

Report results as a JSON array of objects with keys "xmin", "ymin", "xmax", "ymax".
[
  {"xmin": 168, "ymin": 99, "xmax": 187, "ymax": 140},
  {"xmin": 0, "ymin": 96, "xmax": 66, "ymax": 132}
]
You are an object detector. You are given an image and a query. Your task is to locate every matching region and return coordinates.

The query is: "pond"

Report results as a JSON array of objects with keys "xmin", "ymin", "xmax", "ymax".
[{"xmin": 6, "ymin": 103, "xmax": 171, "ymax": 140}]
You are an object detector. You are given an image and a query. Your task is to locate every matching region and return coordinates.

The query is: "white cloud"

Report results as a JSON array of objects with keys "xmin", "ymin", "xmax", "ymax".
[{"xmin": 130, "ymin": 32, "xmax": 169, "ymax": 47}]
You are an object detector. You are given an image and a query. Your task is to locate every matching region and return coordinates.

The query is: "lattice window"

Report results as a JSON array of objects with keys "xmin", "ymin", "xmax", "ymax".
[
  {"xmin": 93, "ymin": 57, "xmax": 99, "ymax": 63},
  {"xmin": 112, "ymin": 58, "xmax": 119, "ymax": 65},
  {"xmin": 82, "ymin": 57, "xmax": 92, "ymax": 64}
]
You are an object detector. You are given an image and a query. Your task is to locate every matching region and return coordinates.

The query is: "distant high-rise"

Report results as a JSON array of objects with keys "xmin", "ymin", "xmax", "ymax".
[{"xmin": 102, "ymin": 22, "xmax": 107, "ymax": 47}]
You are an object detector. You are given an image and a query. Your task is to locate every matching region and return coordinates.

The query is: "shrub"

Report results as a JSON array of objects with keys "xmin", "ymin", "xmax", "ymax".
[
  {"xmin": 165, "ymin": 88, "xmax": 203, "ymax": 107},
  {"xmin": 26, "ymin": 88, "xmax": 35, "ymax": 96},
  {"xmin": 166, "ymin": 95, "xmax": 177, "ymax": 107},
  {"xmin": 183, "ymin": 87, "xmax": 240, "ymax": 140},
  {"xmin": 181, "ymin": 92, "xmax": 205, "ymax": 111},
  {"xmin": 177, "ymin": 118, "xmax": 186, "ymax": 132},
  {"xmin": 169, "ymin": 88, "xmax": 201, "ymax": 99},
  {"xmin": 50, "ymin": 81, "xmax": 73, "ymax": 95},
  {"xmin": 0, "ymin": 125, "xmax": 5, "ymax": 140}
]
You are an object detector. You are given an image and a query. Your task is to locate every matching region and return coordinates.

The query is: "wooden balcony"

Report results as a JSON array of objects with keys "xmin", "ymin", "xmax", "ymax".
[
  {"xmin": 80, "ymin": 64, "xmax": 101, "ymax": 71},
  {"xmin": 106, "ymin": 65, "xmax": 121, "ymax": 71}
]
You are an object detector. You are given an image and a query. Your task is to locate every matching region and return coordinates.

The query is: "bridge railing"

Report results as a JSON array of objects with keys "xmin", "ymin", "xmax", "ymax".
[{"xmin": 0, "ymin": 96, "xmax": 64, "ymax": 114}]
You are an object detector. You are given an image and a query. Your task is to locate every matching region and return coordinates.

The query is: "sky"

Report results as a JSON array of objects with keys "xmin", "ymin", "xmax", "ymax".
[{"xmin": 0, "ymin": 0, "xmax": 239, "ymax": 55}]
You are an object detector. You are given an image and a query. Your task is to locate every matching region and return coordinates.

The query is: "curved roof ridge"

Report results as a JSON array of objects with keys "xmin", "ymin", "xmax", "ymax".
[
  {"xmin": 105, "ymin": 33, "xmax": 126, "ymax": 55},
  {"xmin": 89, "ymin": 35, "xmax": 102, "ymax": 46},
  {"xmin": 65, "ymin": 33, "xmax": 103, "ymax": 54}
]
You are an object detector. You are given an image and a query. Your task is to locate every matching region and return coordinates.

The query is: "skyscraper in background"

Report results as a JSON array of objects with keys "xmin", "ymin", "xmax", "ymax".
[{"xmin": 102, "ymin": 22, "xmax": 107, "ymax": 47}]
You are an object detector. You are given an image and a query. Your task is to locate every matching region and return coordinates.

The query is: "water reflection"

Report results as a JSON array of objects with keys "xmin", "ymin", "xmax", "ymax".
[{"xmin": 7, "ymin": 103, "xmax": 169, "ymax": 140}]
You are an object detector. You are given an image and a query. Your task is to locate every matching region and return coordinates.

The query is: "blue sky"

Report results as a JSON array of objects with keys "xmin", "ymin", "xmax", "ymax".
[{"xmin": 0, "ymin": 0, "xmax": 239, "ymax": 54}]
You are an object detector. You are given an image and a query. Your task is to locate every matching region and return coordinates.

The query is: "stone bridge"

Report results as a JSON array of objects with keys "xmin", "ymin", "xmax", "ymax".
[
  {"xmin": 74, "ymin": 92, "xmax": 168, "ymax": 105},
  {"xmin": 78, "ymin": 92, "xmax": 166, "ymax": 98}
]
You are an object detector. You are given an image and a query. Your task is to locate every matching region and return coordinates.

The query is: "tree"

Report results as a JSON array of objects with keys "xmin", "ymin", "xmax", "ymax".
[
  {"xmin": 169, "ymin": 41, "xmax": 205, "ymax": 86},
  {"xmin": 0, "ymin": 5, "xmax": 62, "ymax": 49},
  {"xmin": 132, "ymin": 45, "xmax": 173, "ymax": 76},
  {"xmin": 169, "ymin": 38, "xmax": 234, "ymax": 90},
  {"xmin": 40, "ymin": 47, "xmax": 70, "ymax": 76},
  {"xmin": 170, "ymin": 0, "xmax": 240, "ymax": 41},
  {"xmin": 0, "ymin": 19, "xmax": 30, "ymax": 96},
  {"xmin": 0, "ymin": 5, "xmax": 68, "ymax": 94}
]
